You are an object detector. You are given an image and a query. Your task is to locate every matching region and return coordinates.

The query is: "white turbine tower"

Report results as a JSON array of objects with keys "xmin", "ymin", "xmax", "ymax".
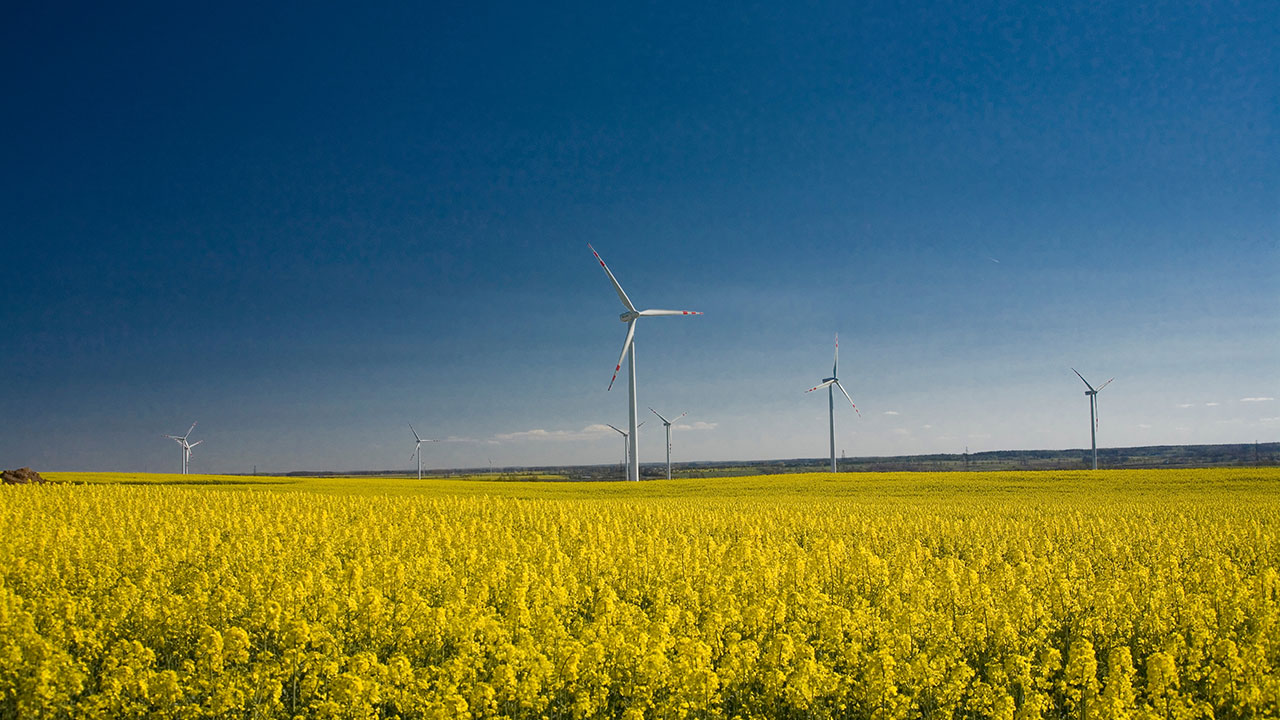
[
  {"xmin": 409, "ymin": 424, "xmax": 438, "ymax": 480},
  {"xmin": 1072, "ymin": 368, "xmax": 1114, "ymax": 470},
  {"xmin": 605, "ymin": 422, "xmax": 645, "ymax": 478},
  {"xmin": 590, "ymin": 244, "xmax": 701, "ymax": 482},
  {"xmin": 649, "ymin": 407, "xmax": 686, "ymax": 480},
  {"xmin": 163, "ymin": 422, "xmax": 203, "ymax": 475},
  {"xmin": 806, "ymin": 334, "xmax": 860, "ymax": 472}
]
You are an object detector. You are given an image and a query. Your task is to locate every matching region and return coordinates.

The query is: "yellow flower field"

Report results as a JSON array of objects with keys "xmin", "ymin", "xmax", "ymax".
[{"xmin": 2, "ymin": 469, "xmax": 1278, "ymax": 719}]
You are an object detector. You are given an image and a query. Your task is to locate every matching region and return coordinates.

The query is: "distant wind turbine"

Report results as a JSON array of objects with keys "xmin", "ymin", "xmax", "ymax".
[
  {"xmin": 605, "ymin": 422, "xmax": 645, "ymax": 478},
  {"xmin": 163, "ymin": 422, "xmax": 203, "ymax": 475},
  {"xmin": 649, "ymin": 407, "xmax": 687, "ymax": 480},
  {"xmin": 806, "ymin": 334, "xmax": 860, "ymax": 472},
  {"xmin": 409, "ymin": 424, "xmax": 438, "ymax": 480},
  {"xmin": 590, "ymin": 244, "xmax": 701, "ymax": 482},
  {"xmin": 1072, "ymin": 368, "xmax": 1114, "ymax": 470}
]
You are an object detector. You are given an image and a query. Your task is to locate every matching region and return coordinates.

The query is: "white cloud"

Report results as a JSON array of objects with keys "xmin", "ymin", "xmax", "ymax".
[
  {"xmin": 921, "ymin": 424, "xmax": 933, "ymax": 430},
  {"xmin": 675, "ymin": 421, "xmax": 718, "ymax": 431},
  {"xmin": 1137, "ymin": 423, "xmax": 1152, "ymax": 429},
  {"xmin": 1241, "ymin": 397, "xmax": 1275, "ymax": 403},
  {"xmin": 968, "ymin": 433, "xmax": 991, "ymax": 439},
  {"xmin": 891, "ymin": 428, "xmax": 910, "ymax": 436},
  {"xmin": 1176, "ymin": 403, "xmax": 1196, "ymax": 408},
  {"xmin": 883, "ymin": 411, "xmax": 900, "ymax": 416},
  {"xmin": 1260, "ymin": 417, "xmax": 1280, "ymax": 424},
  {"xmin": 493, "ymin": 425, "xmax": 612, "ymax": 442},
  {"xmin": 1205, "ymin": 402, "xmax": 1220, "ymax": 407}
]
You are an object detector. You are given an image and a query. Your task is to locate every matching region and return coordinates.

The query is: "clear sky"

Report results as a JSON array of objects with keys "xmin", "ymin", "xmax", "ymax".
[{"xmin": 3, "ymin": 1, "xmax": 1276, "ymax": 474}]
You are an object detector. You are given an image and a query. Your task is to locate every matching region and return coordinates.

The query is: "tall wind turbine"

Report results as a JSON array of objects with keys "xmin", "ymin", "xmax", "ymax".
[
  {"xmin": 605, "ymin": 422, "xmax": 645, "ymax": 478},
  {"xmin": 590, "ymin": 244, "xmax": 701, "ymax": 482},
  {"xmin": 806, "ymin": 334, "xmax": 860, "ymax": 472},
  {"xmin": 163, "ymin": 422, "xmax": 203, "ymax": 475},
  {"xmin": 649, "ymin": 407, "xmax": 686, "ymax": 480},
  {"xmin": 1072, "ymin": 368, "xmax": 1114, "ymax": 470},
  {"xmin": 409, "ymin": 424, "xmax": 438, "ymax": 480}
]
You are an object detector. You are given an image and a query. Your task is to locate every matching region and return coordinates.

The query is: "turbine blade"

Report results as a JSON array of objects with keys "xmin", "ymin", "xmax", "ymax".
[
  {"xmin": 638, "ymin": 421, "xmax": 646, "ymax": 429},
  {"xmin": 1071, "ymin": 368, "xmax": 1095, "ymax": 392},
  {"xmin": 606, "ymin": 423, "xmax": 626, "ymax": 436},
  {"xmin": 835, "ymin": 380, "xmax": 861, "ymax": 416},
  {"xmin": 1096, "ymin": 377, "xmax": 1115, "ymax": 392},
  {"xmin": 649, "ymin": 407, "xmax": 670, "ymax": 424},
  {"xmin": 608, "ymin": 320, "xmax": 637, "ymax": 391},
  {"xmin": 188, "ymin": 440, "xmax": 203, "ymax": 448},
  {"xmin": 588, "ymin": 244, "xmax": 636, "ymax": 312},
  {"xmin": 676, "ymin": 412, "xmax": 687, "ymax": 421},
  {"xmin": 833, "ymin": 333, "xmax": 839, "ymax": 377},
  {"xmin": 184, "ymin": 422, "xmax": 197, "ymax": 439},
  {"xmin": 806, "ymin": 379, "xmax": 837, "ymax": 393},
  {"xmin": 637, "ymin": 309, "xmax": 702, "ymax": 317},
  {"xmin": 409, "ymin": 423, "xmax": 421, "ymax": 442}
]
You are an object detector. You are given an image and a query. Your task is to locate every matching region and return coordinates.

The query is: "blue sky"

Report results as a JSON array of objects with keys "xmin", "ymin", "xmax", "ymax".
[{"xmin": 3, "ymin": 1, "xmax": 1276, "ymax": 473}]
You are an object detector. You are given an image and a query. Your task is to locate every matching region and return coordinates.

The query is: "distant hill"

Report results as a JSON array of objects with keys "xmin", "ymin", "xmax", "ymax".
[
  {"xmin": 668, "ymin": 442, "xmax": 1280, "ymax": 477},
  {"xmin": 270, "ymin": 442, "xmax": 1279, "ymax": 481}
]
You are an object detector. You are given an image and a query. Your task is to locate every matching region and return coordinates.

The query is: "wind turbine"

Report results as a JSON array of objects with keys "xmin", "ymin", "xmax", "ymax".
[
  {"xmin": 409, "ymin": 424, "xmax": 438, "ymax": 480},
  {"xmin": 649, "ymin": 407, "xmax": 687, "ymax": 480},
  {"xmin": 590, "ymin": 244, "xmax": 701, "ymax": 482},
  {"xmin": 806, "ymin": 334, "xmax": 860, "ymax": 472},
  {"xmin": 1072, "ymin": 368, "xmax": 1114, "ymax": 470},
  {"xmin": 605, "ymin": 422, "xmax": 645, "ymax": 478},
  {"xmin": 163, "ymin": 422, "xmax": 203, "ymax": 475}
]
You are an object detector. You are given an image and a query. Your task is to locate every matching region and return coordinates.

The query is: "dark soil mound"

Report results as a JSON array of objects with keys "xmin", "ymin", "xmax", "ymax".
[{"xmin": 1, "ymin": 467, "xmax": 47, "ymax": 484}]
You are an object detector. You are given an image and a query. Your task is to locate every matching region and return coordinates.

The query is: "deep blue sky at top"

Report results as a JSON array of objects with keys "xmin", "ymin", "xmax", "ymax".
[{"xmin": 3, "ymin": 0, "xmax": 1276, "ymax": 472}]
